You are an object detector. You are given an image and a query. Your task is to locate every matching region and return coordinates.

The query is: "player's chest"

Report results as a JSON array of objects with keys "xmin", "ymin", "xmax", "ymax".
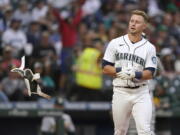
[{"xmin": 115, "ymin": 44, "xmax": 147, "ymax": 59}]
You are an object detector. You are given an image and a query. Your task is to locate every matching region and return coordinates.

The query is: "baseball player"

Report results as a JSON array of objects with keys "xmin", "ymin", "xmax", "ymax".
[
  {"xmin": 102, "ymin": 10, "xmax": 157, "ymax": 135},
  {"xmin": 127, "ymin": 32, "xmax": 165, "ymax": 135}
]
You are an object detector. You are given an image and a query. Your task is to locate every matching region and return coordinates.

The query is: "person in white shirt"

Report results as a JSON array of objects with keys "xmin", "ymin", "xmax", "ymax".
[
  {"xmin": 2, "ymin": 19, "xmax": 27, "ymax": 58},
  {"xmin": 13, "ymin": 1, "xmax": 32, "ymax": 27},
  {"xmin": 0, "ymin": 0, "xmax": 10, "ymax": 11},
  {"xmin": 31, "ymin": 1, "xmax": 48, "ymax": 22}
]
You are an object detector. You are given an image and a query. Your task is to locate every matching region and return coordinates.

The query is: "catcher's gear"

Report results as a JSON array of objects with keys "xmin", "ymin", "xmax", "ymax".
[
  {"xmin": 116, "ymin": 68, "xmax": 135, "ymax": 80},
  {"xmin": 11, "ymin": 56, "xmax": 51, "ymax": 99}
]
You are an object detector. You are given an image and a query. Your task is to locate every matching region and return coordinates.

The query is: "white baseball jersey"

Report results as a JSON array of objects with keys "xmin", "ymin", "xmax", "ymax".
[{"xmin": 103, "ymin": 34, "xmax": 157, "ymax": 87}]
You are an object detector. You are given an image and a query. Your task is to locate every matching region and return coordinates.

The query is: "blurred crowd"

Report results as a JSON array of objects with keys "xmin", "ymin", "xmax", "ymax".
[{"xmin": 0, "ymin": 0, "xmax": 179, "ymax": 108}]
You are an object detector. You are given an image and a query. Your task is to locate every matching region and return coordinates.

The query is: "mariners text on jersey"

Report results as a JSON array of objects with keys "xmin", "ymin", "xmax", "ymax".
[{"xmin": 115, "ymin": 53, "xmax": 145, "ymax": 66}]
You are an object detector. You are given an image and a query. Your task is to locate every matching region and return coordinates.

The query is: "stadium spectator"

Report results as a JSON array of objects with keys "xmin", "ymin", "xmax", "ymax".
[
  {"xmin": 71, "ymin": 37, "xmax": 104, "ymax": 101},
  {"xmin": 31, "ymin": 31, "xmax": 59, "ymax": 94},
  {"xmin": 31, "ymin": 0, "xmax": 48, "ymax": 23},
  {"xmin": 26, "ymin": 21, "xmax": 41, "ymax": 47},
  {"xmin": 2, "ymin": 18, "xmax": 27, "ymax": 58},
  {"xmin": 0, "ymin": 0, "xmax": 10, "ymax": 11},
  {"xmin": 31, "ymin": 31, "xmax": 57, "ymax": 63},
  {"xmin": 13, "ymin": 1, "xmax": 32, "ymax": 28},
  {"xmin": 2, "ymin": 6, "xmax": 13, "ymax": 28},
  {"xmin": 1, "ymin": 71, "xmax": 28, "ymax": 101},
  {"xmin": 33, "ymin": 61, "xmax": 56, "ymax": 96},
  {"xmin": 161, "ymin": 48, "xmax": 175, "ymax": 72},
  {"xmin": 1, "ymin": 46, "xmax": 21, "ymax": 73},
  {"xmin": 42, "ymin": 61, "xmax": 56, "ymax": 92},
  {"xmin": 50, "ymin": 2, "xmax": 84, "ymax": 97}
]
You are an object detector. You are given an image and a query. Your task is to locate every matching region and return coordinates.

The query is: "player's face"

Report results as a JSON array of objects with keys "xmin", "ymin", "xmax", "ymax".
[{"xmin": 128, "ymin": 15, "xmax": 147, "ymax": 34}]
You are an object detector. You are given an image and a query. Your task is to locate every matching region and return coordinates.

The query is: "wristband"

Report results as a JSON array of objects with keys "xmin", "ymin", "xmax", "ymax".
[
  {"xmin": 116, "ymin": 67, "xmax": 122, "ymax": 73},
  {"xmin": 135, "ymin": 72, "xmax": 142, "ymax": 79}
]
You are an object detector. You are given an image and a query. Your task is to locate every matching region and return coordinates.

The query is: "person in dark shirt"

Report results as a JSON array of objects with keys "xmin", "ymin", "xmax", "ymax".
[{"xmin": 32, "ymin": 31, "xmax": 56, "ymax": 61}]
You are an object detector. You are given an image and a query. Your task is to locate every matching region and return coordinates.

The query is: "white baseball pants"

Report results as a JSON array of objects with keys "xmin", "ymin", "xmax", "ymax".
[{"xmin": 112, "ymin": 86, "xmax": 153, "ymax": 135}]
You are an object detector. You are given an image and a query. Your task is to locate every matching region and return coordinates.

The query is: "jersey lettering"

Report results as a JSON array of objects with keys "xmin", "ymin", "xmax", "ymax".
[{"xmin": 115, "ymin": 52, "xmax": 145, "ymax": 66}]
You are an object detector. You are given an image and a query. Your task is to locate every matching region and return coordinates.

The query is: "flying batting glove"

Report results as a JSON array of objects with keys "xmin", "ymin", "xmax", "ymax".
[
  {"xmin": 116, "ymin": 68, "xmax": 135, "ymax": 80},
  {"xmin": 11, "ymin": 68, "xmax": 25, "ymax": 77}
]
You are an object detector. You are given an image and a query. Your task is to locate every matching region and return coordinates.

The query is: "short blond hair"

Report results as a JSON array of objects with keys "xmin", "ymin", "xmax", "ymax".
[{"xmin": 131, "ymin": 10, "xmax": 149, "ymax": 23}]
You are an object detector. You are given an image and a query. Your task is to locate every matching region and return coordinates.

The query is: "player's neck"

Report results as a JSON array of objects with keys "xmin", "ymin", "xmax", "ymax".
[{"xmin": 128, "ymin": 33, "xmax": 142, "ymax": 43}]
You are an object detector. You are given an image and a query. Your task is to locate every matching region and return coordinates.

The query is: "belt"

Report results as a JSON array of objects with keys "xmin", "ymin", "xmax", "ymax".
[{"xmin": 115, "ymin": 84, "xmax": 146, "ymax": 89}]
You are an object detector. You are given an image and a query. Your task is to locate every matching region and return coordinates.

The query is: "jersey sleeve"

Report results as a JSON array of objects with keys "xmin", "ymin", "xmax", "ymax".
[
  {"xmin": 103, "ymin": 40, "xmax": 116, "ymax": 63},
  {"xmin": 145, "ymin": 46, "xmax": 157, "ymax": 69}
]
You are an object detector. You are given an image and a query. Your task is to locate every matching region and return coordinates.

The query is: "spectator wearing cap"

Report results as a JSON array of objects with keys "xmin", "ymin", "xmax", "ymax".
[{"xmin": 2, "ymin": 18, "xmax": 27, "ymax": 58}]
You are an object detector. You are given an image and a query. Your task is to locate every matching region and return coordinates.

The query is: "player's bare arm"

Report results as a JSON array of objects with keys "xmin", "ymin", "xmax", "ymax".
[
  {"xmin": 141, "ymin": 69, "xmax": 154, "ymax": 80},
  {"xmin": 102, "ymin": 59, "xmax": 122, "ymax": 77},
  {"xmin": 102, "ymin": 65, "xmax": 116, "ymax": 77}
]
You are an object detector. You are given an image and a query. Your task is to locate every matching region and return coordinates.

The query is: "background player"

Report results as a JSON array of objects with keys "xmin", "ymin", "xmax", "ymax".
[{"xmin": 102, "ymin": 10, "xmax": 157, "ymax": 135}]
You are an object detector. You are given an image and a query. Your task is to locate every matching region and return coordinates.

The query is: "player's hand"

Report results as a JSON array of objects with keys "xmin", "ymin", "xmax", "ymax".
[{"xmin": 116, "ymin": 68, "xmax": 135, "ymax": 80}]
